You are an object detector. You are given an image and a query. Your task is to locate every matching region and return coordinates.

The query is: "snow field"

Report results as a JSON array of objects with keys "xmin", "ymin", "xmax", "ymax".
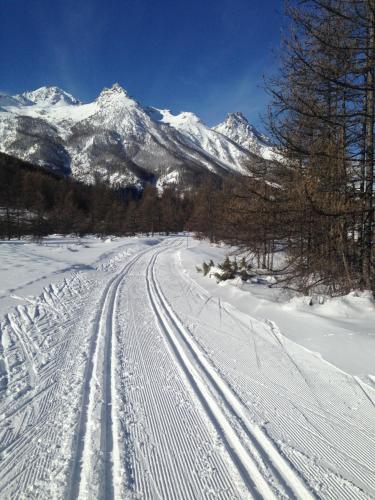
[
  {"xmin": 178, "ymin": 241, "xmax": 375, "ymax": 380},
  {"xmin": 157, "ymin": 240, "xmax": 375, "ymax": 498},
  {"xmin": 0, "ymin": 272, "xmax": 102, "ymax": 498},
  {"xmin": 0, "ymin": 235, "xmax": 374, "ymax": 499},
  {"xmin": 0, "ymin": 235, "xmax": 148, "ymax": 318},
  {"xmin": 0, "ymin": 239, "xmax": 162, "ymax": 499}
]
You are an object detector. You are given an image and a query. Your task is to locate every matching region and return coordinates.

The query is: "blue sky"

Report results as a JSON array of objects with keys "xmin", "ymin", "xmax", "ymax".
[{"xmin": 1, "ymin": 0, "xmax": 283, "ymax": 128}]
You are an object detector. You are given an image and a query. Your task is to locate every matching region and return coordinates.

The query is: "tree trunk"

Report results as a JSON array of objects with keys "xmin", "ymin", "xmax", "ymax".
[{"xmin": 362, "ymin": 0, "xmax": 375, "ymax": 292}]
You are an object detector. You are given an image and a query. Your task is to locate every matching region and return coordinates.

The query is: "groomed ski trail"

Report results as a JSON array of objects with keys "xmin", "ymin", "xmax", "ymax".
[
  {"xmin": 146, "ymin": 246, "xmax": 315, "ymax": 500},
  {"xmin": 1, "ymin": 236, "xmax": 375, "ymax": 499},
  {"xmin": 68, "ymin": 246, "xmax": 155, "ymax": 500},
  {"xmin": 111, "ymin": 240, "xmax": 246, "ymax": 499}
]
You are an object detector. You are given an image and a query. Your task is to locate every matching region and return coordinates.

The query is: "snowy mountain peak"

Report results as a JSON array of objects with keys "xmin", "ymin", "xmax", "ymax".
[
  {"xmin": 220, "ymin": 112, "xmax": 267, "ymax": 142},
  {"xmin": 225, "ymin": 112, "xmax": 249, "ymax": 125},
  {"xmin": 19, "ymin": 86, "xmax": 80, "ymax": 107},
  {"xmin": 112, "ymin": 82, "xmax": 128, "ymax": 93},
  {"xmin": 97, "ymin": 83, "xmax": 134, "ymax": 102},
  {"xmin": 213, "ymin": 112, "xmax": 277, "ymax": 160}
]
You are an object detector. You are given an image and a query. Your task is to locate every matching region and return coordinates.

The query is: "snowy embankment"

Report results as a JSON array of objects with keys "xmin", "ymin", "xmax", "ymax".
[
  {"xmin": 181, "ymin": 240, "xmax": 375, "ymax": 381},
  {"xmin": 0, "ymin": 235, "xmax": 374, "ymax": 499}
]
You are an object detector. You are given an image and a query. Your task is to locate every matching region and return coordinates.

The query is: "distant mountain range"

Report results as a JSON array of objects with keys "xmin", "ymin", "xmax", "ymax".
[{"xmin": 0, "ymin": 83, "xmax": 279, "ymax": 188}]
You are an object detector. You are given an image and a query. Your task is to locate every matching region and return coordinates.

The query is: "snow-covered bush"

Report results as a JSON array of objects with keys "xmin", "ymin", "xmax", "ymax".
[{"xmin": 198, "ymin": 256, "xmax": 255, "ymax": 283}]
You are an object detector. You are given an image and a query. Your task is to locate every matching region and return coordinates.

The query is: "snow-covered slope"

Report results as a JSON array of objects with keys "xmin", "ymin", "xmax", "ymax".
[
  {"xmin": 150, "ymin": 108, "xmax": 253, "ymax": 174},
  {"xmin": 0, "ymin": 84, "xmax": 272, "ymax": 187},
  {"xmin": 214, "ymin": 112, "xmax": 279, "ymax": 161},
  {"xmin": 18, "ymin": 85, "xmax": 81, "ymax": 107},
  {"xmin": 0, "ymin": 93, "xmax": 23, "ymax": 108}
]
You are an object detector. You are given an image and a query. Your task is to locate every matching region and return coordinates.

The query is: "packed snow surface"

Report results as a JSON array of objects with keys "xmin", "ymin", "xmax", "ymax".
[{"xmin": 0, "ymin": 236, "xmax": 374, "ymax": 499}]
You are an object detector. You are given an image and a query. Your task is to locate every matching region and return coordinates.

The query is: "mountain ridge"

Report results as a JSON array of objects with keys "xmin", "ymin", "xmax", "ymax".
[{"xmin": 0, "ymin": 83, "xmax": 277, "ymax": 188}]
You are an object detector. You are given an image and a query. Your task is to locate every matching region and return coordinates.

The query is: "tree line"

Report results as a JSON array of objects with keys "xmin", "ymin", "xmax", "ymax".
[
  {"xmin": 190, "ymin": 0, "xmax": 375, "ymax": 296},
  {"xmin": 0, "ymin": 153, "xmax": 194, "ymax": 239}
]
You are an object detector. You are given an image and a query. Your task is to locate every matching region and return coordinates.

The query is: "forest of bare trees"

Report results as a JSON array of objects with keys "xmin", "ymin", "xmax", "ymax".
[
  {"xmin": 0, "ymin": 153, "xmax": 194, "ymax": 239},
  {"xmin": 190, "ymin": 0, "xmax": 375, "ymax": 296}
]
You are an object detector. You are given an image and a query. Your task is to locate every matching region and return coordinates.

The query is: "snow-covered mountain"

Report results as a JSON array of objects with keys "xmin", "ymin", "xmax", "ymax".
[
  {"xmin": 19, "ymin": 86, "xmax": 81, "ymax": 107},
  {"xmin": 0, "ymin": 84, "xmax": 274, "ymax": 188},
  {"xmin": 213, "ymin": 112, "xmax": 278, "ymax": 161},
  {"xmin": 0, "ymin": 86, "xmax": 80, "ymax": 109}
]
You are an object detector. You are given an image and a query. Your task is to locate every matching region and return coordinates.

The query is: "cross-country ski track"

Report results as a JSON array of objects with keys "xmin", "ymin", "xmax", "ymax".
[{"xmin": 0, "ymin": 237, "xmax": 375, "ymax": 499}]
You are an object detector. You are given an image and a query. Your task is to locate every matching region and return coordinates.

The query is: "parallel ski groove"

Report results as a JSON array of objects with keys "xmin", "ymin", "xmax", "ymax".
[
  {"xmin": 113, "ymin": 241, "xmax": 241, "ymax": 499},
  {"xmin": 68, "ymin": 245, "xmax": 155, "ymax": 500},
  {"xmin": 170, "ymin": 240, "xmax": 375, "ymax": 499},
  {"xmin": 148, "ymin": 245, "xmax": 315, "ymax": 500},
  {"xmin": 146, "ymin": 249, "xmax": 270, "ymax": 498}
]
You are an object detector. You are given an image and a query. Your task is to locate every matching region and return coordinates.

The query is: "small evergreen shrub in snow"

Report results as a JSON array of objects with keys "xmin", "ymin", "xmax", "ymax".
[
  {"xmin": 215, "ymin": 257, "xmax": 236, "ymax": 282},
  {"xmin": 197, "ymin": 256, "xmax": 255, "ymax": 283},
  {"xmin": 196, "ymin": 259, "xmax": 215, "ymax": 276}
]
